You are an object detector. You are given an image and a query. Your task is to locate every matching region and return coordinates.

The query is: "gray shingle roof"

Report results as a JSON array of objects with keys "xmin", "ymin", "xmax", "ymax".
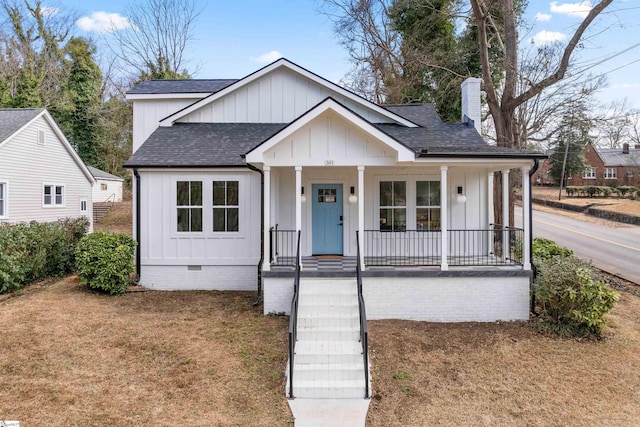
[
  {"xmin": 127, "ymin": 79, "xmax": 238, "ymax": 95},
  {"xmin": 383, "ymin": 104, "xmax": 443, "ymax": 128},
  {"xmin": 88, "ymin": 166, "xmax": 124, "ymax": 181},
  {"xmin": 0, "ymin": 108, "xmax": 44, "ymax": 143},
  {"xmin": 598, "ymin": 147, "xmax": 640, "ymax": 167},
  {"xmin": 125, "ymin": 123, "xmax": 287, "ymax": 167}
]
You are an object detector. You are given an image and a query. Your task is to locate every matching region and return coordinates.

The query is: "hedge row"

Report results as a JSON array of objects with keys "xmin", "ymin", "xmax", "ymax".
[
  {"xmin": 565, "ymin": 185, "xmax": 639, "ymax": 198},
  {"xmin": 0, "ymin": 217, "xmax": 89, "ymax": 293}
]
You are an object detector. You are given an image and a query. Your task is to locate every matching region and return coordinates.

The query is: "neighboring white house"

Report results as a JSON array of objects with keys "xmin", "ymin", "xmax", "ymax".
[
  {"xmin": 88, "ymin": 166, "xmax": 124, "ymax": 202},
  {"xmin": 0, "ymin": 108, "xmax": 95, "ymax": 229},
  {"xmin": 125, "ymin": 59, "xmax": 544, "ymax": 322}
]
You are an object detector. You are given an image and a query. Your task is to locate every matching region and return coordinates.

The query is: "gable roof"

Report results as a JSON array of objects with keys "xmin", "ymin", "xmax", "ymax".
[
  {"xmin": 596, "ymin": 147, "xmax": 640, "ymax": 167},
  {"xmin": 0, "ymin": 108, "xmax": 95, "ymax": 184},
  {"xmin": 0, "ymin": 108, "xmax": 43, "ymax": 143},
  {"xmin": 127, "ymin": 79, "xmax": 238, "ymax": 95},
  {"xmin": 158, "ymin": 58, "xmax": 419, "ymax": 128},
  {"xmin": 88, "ymin": 166, "xmax": 124, "ymax": 181}
]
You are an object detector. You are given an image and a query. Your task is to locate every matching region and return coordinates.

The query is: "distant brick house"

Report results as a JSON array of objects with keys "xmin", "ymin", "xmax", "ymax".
[{"xmin": 533, "ymin": 143, "xmax": 640, "ymax": 187}]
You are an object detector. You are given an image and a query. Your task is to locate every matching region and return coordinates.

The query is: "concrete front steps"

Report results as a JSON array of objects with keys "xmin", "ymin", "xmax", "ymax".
[{"xmin": 287, "ymin": 278, "xmax": 368, "ymax": 399}]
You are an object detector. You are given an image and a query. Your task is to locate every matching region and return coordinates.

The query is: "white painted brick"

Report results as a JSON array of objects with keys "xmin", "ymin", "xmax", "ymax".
[
  {"xmin": 461, "ymin": 77, "xmax": 482, "ymax": 134},
  {"xmin": 140, "ymin": 265, "xmax": 256, "ymax": 291},
  {"xmin": 263, "ymin": 277, "xmax": 294, "ymax": 314},
  {"xmin": 363, "ymin": 276, "xmax": 529, "ymax": 322}
]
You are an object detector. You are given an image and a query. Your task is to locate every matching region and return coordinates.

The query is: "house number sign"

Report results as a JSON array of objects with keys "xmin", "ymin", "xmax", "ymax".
[{"xmin": 324, "ymin": 160, "xmax": 335, "ymax": 166}]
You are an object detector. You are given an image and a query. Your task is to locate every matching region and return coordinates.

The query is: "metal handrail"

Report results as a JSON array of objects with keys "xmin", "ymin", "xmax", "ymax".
[
  {"xmin": 288, "ymin": 230, "xmax": 301, "ymax": 399},
  {"xmin": 356, "ymin": 231, "xmax": 370, "ymax": 399},
  {"xmin": 104, "ymin": 193, "xmax": 116, "ymax": 203}
]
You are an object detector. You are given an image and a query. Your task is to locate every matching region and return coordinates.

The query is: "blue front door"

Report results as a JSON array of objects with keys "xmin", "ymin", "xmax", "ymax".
[{"xmin": 312, "ymin": 184, "xmax": 343, "ymax": 255}]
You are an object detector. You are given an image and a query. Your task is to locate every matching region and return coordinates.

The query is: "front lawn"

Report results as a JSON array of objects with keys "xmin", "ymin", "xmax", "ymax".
[{"xmin": 1, "ymin": 277, "xmax": 639, "ymax": 426}]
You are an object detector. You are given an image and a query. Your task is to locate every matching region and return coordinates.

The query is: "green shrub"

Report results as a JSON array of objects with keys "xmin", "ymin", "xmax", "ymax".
[
  {"xmin": 565, "ymin": 186, "xmax": 577, "ymax": 197},
  {"xmin": 534, "ymin": 256, "xmax": 618, "ymax": 337},
  {"xmin": 0, "ymin": 217, "xmax": 89, "ymax": 293},
  {"xmin": 532, "ymin": 238, "xmax": 573, "ymax": 260},
  {"xmin": 75, "ymin": 232, "xmax": 137, "ymax": 295}
]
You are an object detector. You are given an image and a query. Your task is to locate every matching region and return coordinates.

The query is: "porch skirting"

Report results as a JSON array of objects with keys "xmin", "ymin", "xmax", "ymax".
[
  {"xmin": 264, "ymin": 270, "xmax": 531, "ymax": 322},
  {"xmin": 139, "ymin": 265, "xmax": 257, "ymax": 291}
]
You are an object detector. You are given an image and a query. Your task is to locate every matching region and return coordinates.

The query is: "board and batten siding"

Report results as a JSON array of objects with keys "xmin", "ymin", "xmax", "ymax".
[
  {"xmin": 177, "ymin": 68, "xmax": 396, "ymax": 126},
  {"xmin": 132, "ymin": 98, "xmax": 201, "ymax": 152},
  {"xmin": 0, "ymin": 115, "xmax": 93, "ymax": 226},
  {"xmin": 137, "ymin": 169, "xmax": 261, "ymax": 290},
  {"xmin": 270, "ymin": 165, "xmax": 489, "ymax": 257}
]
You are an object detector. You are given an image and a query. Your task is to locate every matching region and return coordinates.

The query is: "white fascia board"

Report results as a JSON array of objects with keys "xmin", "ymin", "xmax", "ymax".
[
  {"xmin": 42, "ymin": 111, "xmax": 97, "ymax": 185},
  {"xmin": 245, "ymin": 97, "xmax": 415, "ymax": 163},
  {"xmin": 159, "ymin": 58, "xmax": 418, "ymax": 127},
  {"xmin": 415, "ymin": 157, "xmax": 537, "ymax": 169},
  {"xmin": 126, "ymin": 93, "xmax": 210, "ymax": 101}
]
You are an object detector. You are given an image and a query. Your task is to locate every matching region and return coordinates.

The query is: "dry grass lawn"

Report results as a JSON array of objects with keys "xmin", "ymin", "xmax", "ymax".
[
  {"xmin": 2, "ymin": 193, "xmax": 639, "ymax": 426},
  {"xmin": 532, "ymin": 186, "xmax": 640, "ymax": 217}
]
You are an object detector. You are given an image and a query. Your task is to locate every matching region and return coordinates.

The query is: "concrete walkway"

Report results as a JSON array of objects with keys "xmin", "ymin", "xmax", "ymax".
[{"xmin": 288, "ymin": 398, "xmax": 370, "ymax": 427}]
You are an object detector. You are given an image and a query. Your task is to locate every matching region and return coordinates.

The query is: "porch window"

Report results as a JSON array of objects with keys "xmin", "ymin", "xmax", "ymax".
[
  {"xmin": 177, "ymin": 181, "xmax": 203, "ymax": 232},
  {"xmin": 416, "ymin": 181, "xmax": 441, "ymax": 230},
  {"xmin": 213, "ymin": 180, "xmax": 239, "ymax": 232},
  {"xmin": 379, "ymin": 181, "xmax": 406, "ymax": 231},
  {"xmin": 604, "ymin": 168, "xmax": 617, "ymax": 179},
  {"xmin": 43, "ymin": 184, "xmax": 64, "ymax": 207},
  {"xmin": 583, "ymin": 167, "xmax": 596, "ymax": 179}
]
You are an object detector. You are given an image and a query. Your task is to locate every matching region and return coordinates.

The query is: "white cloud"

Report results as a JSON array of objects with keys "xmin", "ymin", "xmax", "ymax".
[
  {"xmin": 76, "ymin": 12, "xmax": 131, "ymax": 33},
  {"xmin": 41, "ymin": 6, "xmax": 59, "ymax": 16},
  {"xmin": 611, "ymin": 83, "xmax": 640, "ymax": 89},
  {"xmin": 532, "ymin": 30, "xmax": 567, "ymax": 45},
  {"xmin": 535, "ymin": 12, "xmax": 552, "ymax": 22},
  {"xmin": 253, "ymin": 50, "xmax": 283, "ymax": 64},
  {"xmin": 550, "ymin": 1, "xmax": 593, "ymax": 19}
]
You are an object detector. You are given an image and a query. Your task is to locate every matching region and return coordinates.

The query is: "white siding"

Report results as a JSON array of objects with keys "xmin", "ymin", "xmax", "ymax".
[
  {"xmin": 138, "ymin": 169, "xmax": 261, "ymax": 267},
  {"xmin": 0, "ymin": 115, "xmax": 93, "ymax": 226},
  {"xmin": 93, "ymin": 178, "xmax": 123, "ymax": 202},
  {"xmin": 178, "ymin": 68, "xmax": 395, "ymax": 125},
  {"xmin": 270, "ymin": 165, "xmax": 488, "ymax": 257},
  {"xmin": 132, "ymin": 98, "xmax": 201, "ymax": 152}
]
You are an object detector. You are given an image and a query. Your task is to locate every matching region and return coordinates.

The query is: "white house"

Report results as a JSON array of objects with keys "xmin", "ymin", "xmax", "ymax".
[
  {"xmin": 88, "ymin": 166, "xmax": 124, "ymax": 202},
  {"xmin": 125, "ymin": 59, "xmax": 544, "ymax": 399},
  {"xmin": 0, "ymin": 109, "xmax": 95, "ymax": 228}
]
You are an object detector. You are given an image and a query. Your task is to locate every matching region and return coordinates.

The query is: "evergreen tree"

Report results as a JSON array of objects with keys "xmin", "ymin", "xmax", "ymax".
[{"xmin": 549, "ymin": 111, "xmax": 592, "ymax": 184}]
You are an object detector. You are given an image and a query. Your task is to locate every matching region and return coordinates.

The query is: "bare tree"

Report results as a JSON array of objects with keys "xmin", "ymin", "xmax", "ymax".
[
  {"xmin": 109, "ymin": 0, "xmax": 202, "ymax": 80},
  {"xmin": 594, "ymin": 98, "xmax": 633, "ymax": 148}
]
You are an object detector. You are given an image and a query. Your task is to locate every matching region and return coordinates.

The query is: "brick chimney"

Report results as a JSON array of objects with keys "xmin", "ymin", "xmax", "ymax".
[
  {"xmin": 461, "ymin": 77, "xmax": 482, "ymax": 134},
  {"xmin": 623, "ymin": 143, "xmax": 629, "ymax": 154}
]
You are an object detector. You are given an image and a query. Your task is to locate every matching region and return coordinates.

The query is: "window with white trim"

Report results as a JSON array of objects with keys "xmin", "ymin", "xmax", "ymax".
[
  {"xmin": 380, "ymin": 181, "xmax": 406, "ymax": 231},
  {"xmin": 583, "ymin": 167, "xmax": 596, "ymax": 179},
  {"xmin": 604, "ymin": 168, "xmax": 617, "ymax": 179},
  {"xmin": 80, "ymin": 199, "xmax": 87, "ymax": 213},
  {"xmin": 212, "ymin": 180, "xmax": 239, "ymax": 232},
  {"xmin": 43, "ymin": 184, "xmax": 64, "ymax": 206},
  {"xmin": 0, "ymin": 182, "xmax": 6, "ymax": 218},
  {"xmin": 176, "ymin": 181, "xmax": 203, "ymax": 232},
  {"xmin": 416, "ymin": 181, "xmax": 441, "ymax": 231}
]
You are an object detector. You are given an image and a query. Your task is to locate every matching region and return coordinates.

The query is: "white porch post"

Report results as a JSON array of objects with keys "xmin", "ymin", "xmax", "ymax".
[
  {"xmin": 487, "ymin": 171, "xmax": 494, "ymax": 255},
  {"xmin": 263, "ymin": 166, "xmax": 271, "ymax": 271},
  {"xmin": 295, "ymin": 166, "xmax": 302, "ymax": 265},
  {"xmin": 502, "ymin": 169, "xmax": 510, "ymax": 261},
  {"xmin": 522, "ymin": 166, "xmax": 532, "ymax": 270},
  {"xmin": 358, "ymin": 166, "xmax": 365, "ymax": 270},
  {"xmin": 440, "ymin": 165, "xmax": 449, "ymax": 271}
]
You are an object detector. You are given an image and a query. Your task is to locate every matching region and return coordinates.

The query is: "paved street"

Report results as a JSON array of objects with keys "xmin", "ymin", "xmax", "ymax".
[{"xmin": 516, "ymin": 206, "xmax": 640, "ymax": 284}]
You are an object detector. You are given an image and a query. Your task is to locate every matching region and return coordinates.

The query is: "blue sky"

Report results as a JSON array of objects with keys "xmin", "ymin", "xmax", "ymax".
[{"xmin": 55, "ymin": 1, "xmax": 640, "ymax": 107}]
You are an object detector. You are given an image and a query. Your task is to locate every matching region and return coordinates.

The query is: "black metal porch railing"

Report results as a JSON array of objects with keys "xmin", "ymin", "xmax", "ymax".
[
  {"xmin": 355, "ymin": 231, "xmax": 370, "ymax": 399},
  {"xmin": 288, "ymin": 230, "xmax": 301, "ymax": 399},
  {"xmin": 363, "ymin": 226, "xmax": 524, "ymax": 267},
  {"xmin": 270, "ymin": 226, "xmax": 298, "ymax": 267}
]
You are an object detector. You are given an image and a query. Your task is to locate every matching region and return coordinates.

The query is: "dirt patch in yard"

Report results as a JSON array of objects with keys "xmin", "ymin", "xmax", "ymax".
[
  {"xmin": 0, "ymin": 276, "xmax": 291, "ymax": 426},
  {"xmin": 94, "ymin": 201, "xmax": 133, "ymax": 235},
  {"xmin": 366, "ymin": 289, "xmax": 640, "ymax": 426},
  {"xmin": 532, "ymin": 186, "xmax": 640, "ymax": 217}
]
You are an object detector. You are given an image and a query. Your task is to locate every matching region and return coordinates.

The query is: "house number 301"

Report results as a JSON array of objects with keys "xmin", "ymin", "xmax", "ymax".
[{"xmin": 324, "ymin": 160, "xmax": 335, "ymax": 166}]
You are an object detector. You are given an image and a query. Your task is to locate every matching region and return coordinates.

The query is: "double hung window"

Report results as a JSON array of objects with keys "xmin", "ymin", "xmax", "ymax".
[
  {"xmin": 416, "ymin": 181, "xmax": 441, "ymax": 231},
  {"xmin": 213, "ymin": 181, "xmax": 239, "ymax": 232},
  {"xmin": 379, "ymin": 181, "xmax": 406, "ymax": 231},
  {"xmin": 177, "ymin": 181, "xmax": 203, "ymax": 232},
  {"xmin": 44, "ymin": 184, "xmax": 64, "ymax": 206}
]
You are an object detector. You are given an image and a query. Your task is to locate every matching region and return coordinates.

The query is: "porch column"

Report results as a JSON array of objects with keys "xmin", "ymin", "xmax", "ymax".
[
  {"xmin": 522, "ymin": 166, "xmax": 532, "ymax": 270},
  {"xmin": 263, "ymin": 166, "xmax": 271, "ymax": 271},
  {"xmin": 487, "ymin": 172, "xmax": 494, "ymax": 255},
  {"xmin": 440, "ymin": 165, "xmax": 448, "ymax": 271},
  {"xmin": 358, "ymin": 166, "xmax": 365, "ymax": 270},
  {"xmin": 502, "ymin": 169, "xmax": 510, "ymax": 261},
  {"xmin": 295, "ymin": 166, "xmax": 302, "ymax": 265}
]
